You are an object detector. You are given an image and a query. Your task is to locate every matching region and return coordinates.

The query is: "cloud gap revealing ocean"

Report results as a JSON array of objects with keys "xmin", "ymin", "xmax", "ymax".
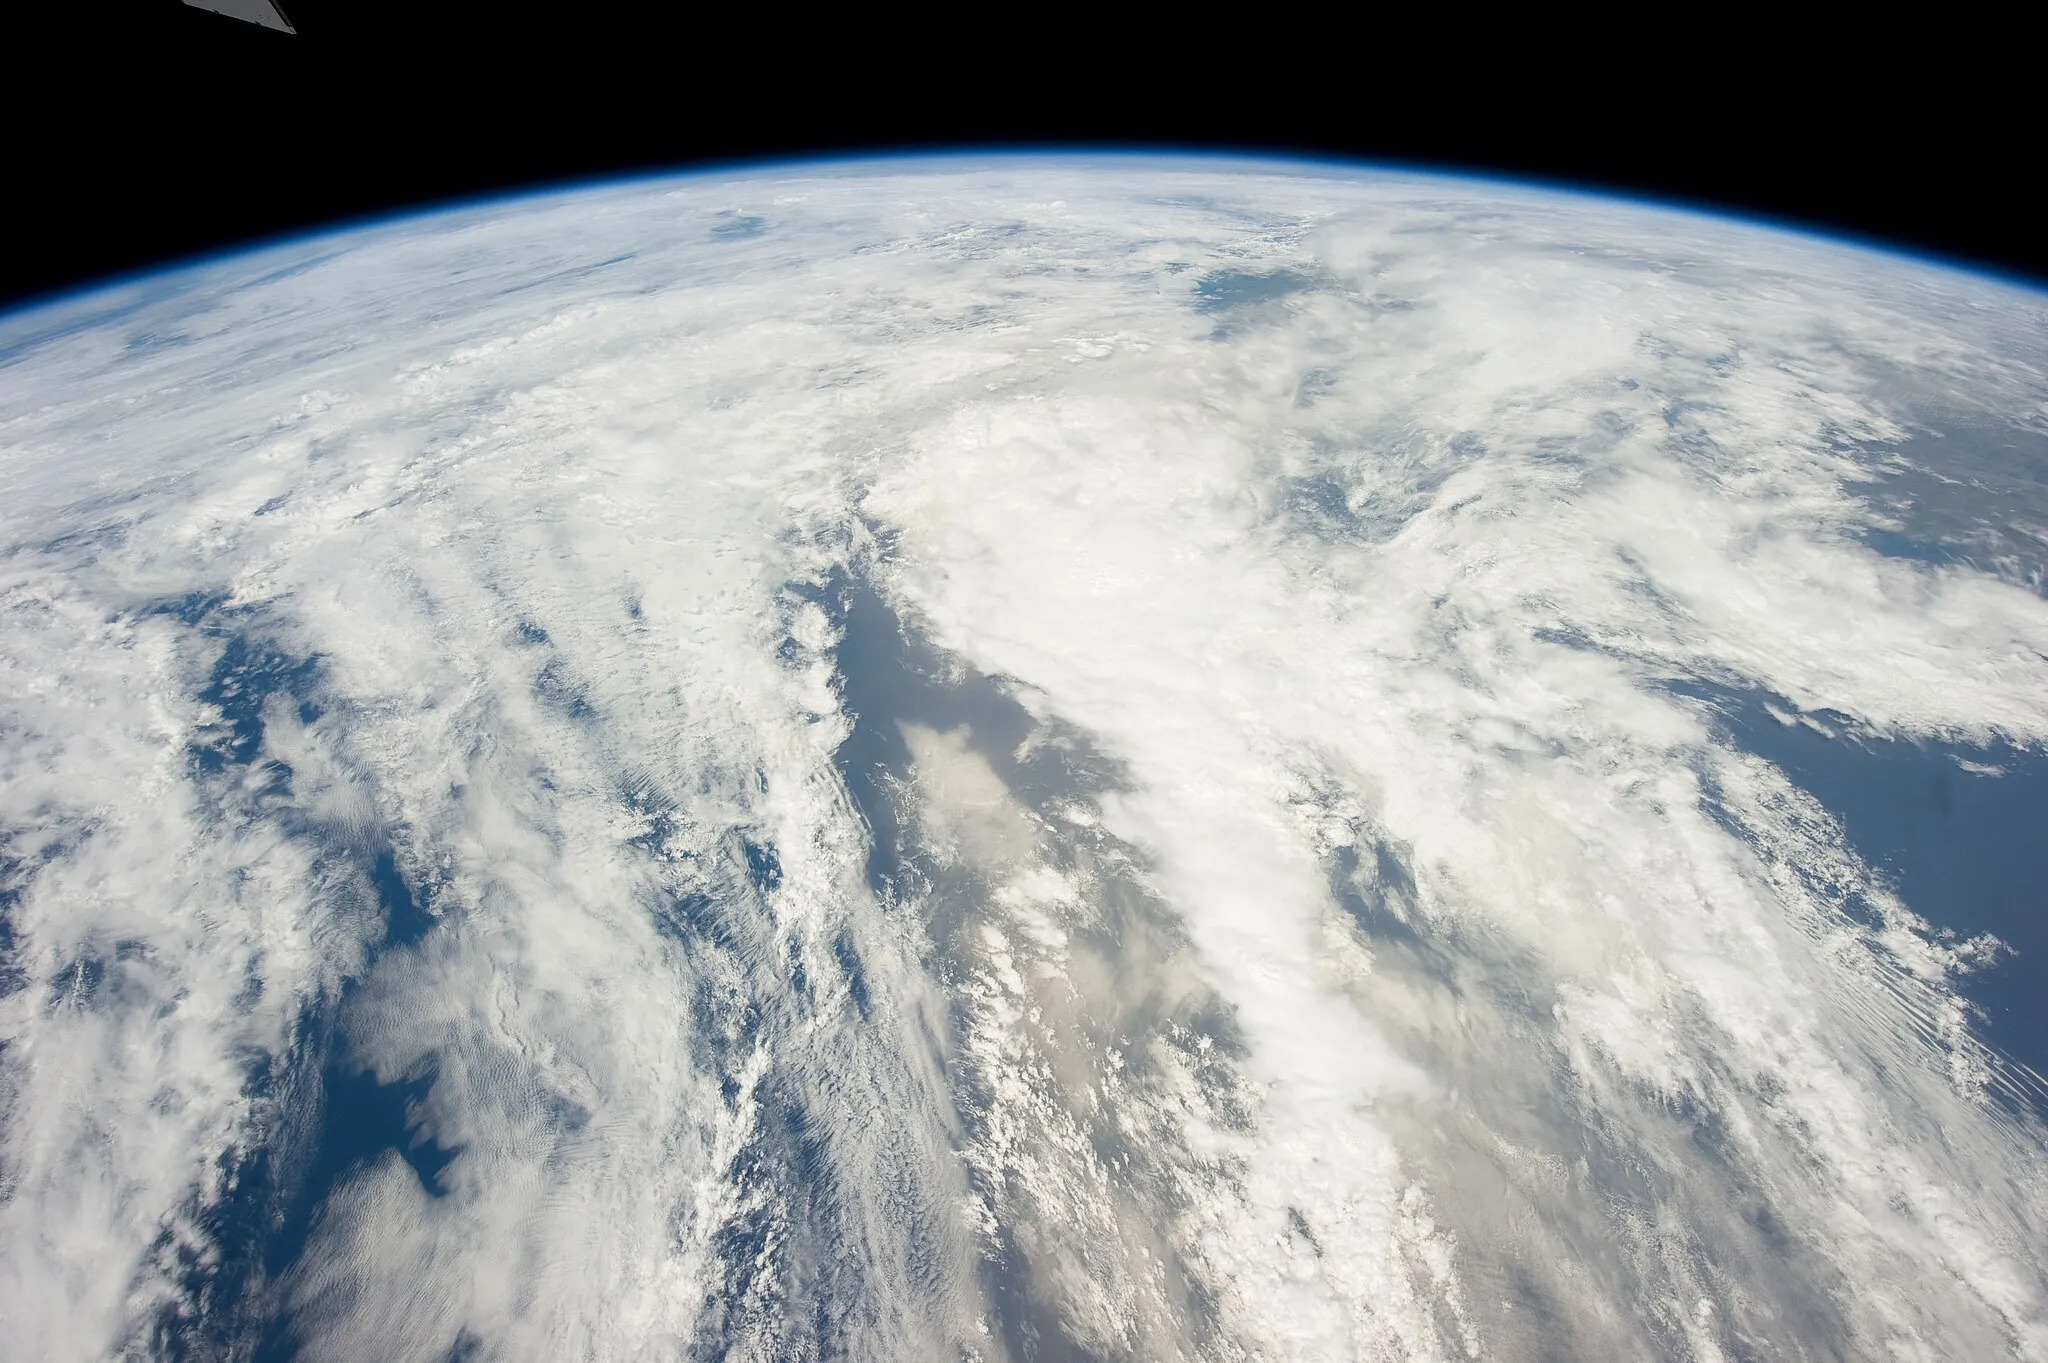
[{"xmin": 0, "ymin": 157, "xmax": 2045, "ymax": 1363}]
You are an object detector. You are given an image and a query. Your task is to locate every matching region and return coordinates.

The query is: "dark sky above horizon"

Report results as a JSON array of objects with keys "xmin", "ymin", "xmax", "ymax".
[{"xmin": 2, "ymin": 3, "xmax": 2037, "ymax": 311}]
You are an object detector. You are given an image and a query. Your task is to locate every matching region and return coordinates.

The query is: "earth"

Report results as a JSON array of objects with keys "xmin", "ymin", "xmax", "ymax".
[{"xmin": 1, "ymin": 156, "xmax": 2044, "ymax": 1363}]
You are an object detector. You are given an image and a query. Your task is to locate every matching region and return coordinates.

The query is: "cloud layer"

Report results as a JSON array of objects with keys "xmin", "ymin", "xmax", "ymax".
[{"xmin": 1, "ymin": 159, "xmax": 2044, "ymax": 1361}]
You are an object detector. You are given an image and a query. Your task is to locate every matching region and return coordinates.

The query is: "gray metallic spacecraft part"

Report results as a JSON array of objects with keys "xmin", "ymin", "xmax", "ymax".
[{"xmin": 183, "ymin": 0, "xmax": 296, "ymax": 33}]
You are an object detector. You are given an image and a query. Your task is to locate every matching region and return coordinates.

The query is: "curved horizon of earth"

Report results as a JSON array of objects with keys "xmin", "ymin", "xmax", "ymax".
[{"xmin": 1, "ymin": 154, "xmax": 2044, "ymax": 1362}]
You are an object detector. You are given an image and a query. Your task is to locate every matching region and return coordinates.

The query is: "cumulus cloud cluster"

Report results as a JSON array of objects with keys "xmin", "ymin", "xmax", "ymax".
[{"xmin": 0, "ymin": 160, "xmax": 2044, "ymax": 1362}]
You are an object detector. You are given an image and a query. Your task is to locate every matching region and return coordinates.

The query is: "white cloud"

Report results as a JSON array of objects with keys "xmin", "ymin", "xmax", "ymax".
[{"xmin": 0, "ymin": 160, "xmax": 2042, "ymax": 1361}]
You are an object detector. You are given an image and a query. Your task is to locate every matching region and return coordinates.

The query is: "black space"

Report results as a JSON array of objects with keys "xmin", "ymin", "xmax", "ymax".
[{"xmin": 4, "ymin": 4, "xmax": 2038, "ymax": 311}]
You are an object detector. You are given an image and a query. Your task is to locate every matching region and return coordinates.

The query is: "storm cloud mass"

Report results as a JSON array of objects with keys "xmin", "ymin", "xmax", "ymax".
[{"xmin": 1, "ymin": 159, "xmax": 2045, "ymax": 1362}]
